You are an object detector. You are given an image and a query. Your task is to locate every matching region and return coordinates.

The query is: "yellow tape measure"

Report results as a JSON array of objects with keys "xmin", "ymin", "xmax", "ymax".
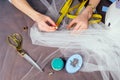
[
  {"xmin": 56, "ymin": 0, "xmax": 102, "ymax": 27},
  {"xmin": 89, "ymin": 14, "xmax": 102, "ymax": 24},
  {"xmin": 56, "ymin": 0, "xmax": 73, "ymax": 26}
]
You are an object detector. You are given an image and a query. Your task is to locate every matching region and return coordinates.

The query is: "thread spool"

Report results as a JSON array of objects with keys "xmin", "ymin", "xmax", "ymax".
[{"xmin": 51, "ymin": 57, "xmax": 64, "ymax": 71}]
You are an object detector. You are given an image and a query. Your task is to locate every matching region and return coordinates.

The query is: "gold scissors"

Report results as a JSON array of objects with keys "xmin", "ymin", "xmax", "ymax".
[
  {"xmin": 7, "ymin": 33, "xmax": 43, "ymax": 72},
  {"xmin": 7, "ymin": 33, "xmax": 23, "ymax": 55}
]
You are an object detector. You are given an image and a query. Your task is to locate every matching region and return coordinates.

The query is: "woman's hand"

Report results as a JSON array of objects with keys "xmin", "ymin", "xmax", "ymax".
[
  {"xmin": 10, "ymin": 0, "xmax": 57, "ymax": 32},
  {"xmin": 67, "ymin": 6, "xmax": 93, "ymax": 31},
  {"xmin": 67, "ymin": 12, "xmax": 89, "ymax": 31},
  {"xmin": 35, "ymin": 14, "xmax": 57, "ymax": 32}
]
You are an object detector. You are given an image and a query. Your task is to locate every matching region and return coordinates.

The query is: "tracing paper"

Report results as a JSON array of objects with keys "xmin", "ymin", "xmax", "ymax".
[{"xmin": 30, "ymin": 1, "xmax": 120, "ymax": 80}]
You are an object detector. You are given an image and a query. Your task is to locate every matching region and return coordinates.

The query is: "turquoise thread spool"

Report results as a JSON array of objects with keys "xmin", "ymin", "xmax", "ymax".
[{"xmin": 51, "ymin": 57, "xmax": 64, "ymax": 71}]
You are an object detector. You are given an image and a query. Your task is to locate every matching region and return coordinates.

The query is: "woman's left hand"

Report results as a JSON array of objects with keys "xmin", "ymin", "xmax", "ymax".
[
  {"xmin": 67, "ymin": 6, "xmax": 93, "ymax": 31},
  {"xmin": 67, "ymin": 12, "xmax": 89, "ymax": 31}
]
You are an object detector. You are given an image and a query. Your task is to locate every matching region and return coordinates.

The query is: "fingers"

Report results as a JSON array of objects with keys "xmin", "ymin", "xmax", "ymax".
[
  {"xmin": 67, "ymin": 20, "xmax": 75, "ymax": 29},
  {"xmin": 73, "ymin": 24, "xmax": 88, "ymax": 31},
  {"xmin": 67, "ymin": 21, "xmax": 88, "ymax": 31},
  {"xmin": 78, "ymin": 25, "xmax": 88, "ymax": 31},
  {"xmin": 37, "ymin": 22, "xmax": 56, "ymax": 32},
  {"xmin": 36, "ymin": 15, "xmax": 57, "ymax": 32},
  {"xmin": 46, "ymin": 17, "xmax": 56, "ymax": 27},
  {"xmin": 73, "ymin": 23, "xmax": 81, "ymax": 31}
]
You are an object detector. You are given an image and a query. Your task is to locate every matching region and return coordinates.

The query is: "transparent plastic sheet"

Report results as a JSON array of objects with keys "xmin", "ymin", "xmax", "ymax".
[{"xmin": 29, "ymin": 0, "xmax": 120, "ymax": 80}]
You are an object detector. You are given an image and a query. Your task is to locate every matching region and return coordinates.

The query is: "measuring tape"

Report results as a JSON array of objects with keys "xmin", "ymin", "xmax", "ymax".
[
  {"xmin": 56, "ymin": 0, "xmax": 73, "ymax": 26},
  {"xmin": 56, "ymin": 0, "xmax": 102, "ymax": 26}
]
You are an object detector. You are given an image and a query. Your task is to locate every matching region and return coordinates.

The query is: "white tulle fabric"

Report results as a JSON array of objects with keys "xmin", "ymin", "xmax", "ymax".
[{"xmin": 30, "ymin": 1, "xmax": 120, "ymax": 80}]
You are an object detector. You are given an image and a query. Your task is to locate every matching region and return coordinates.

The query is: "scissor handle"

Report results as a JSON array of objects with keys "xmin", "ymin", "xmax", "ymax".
[{"xmin": 7, "ymin": 33, "xmax": 22, "ymax": 49}]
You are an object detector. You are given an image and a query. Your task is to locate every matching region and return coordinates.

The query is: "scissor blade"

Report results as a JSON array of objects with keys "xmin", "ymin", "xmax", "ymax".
[{"xmin": 23, "ymin": 54, "xmax": 43, "ymax": 72}]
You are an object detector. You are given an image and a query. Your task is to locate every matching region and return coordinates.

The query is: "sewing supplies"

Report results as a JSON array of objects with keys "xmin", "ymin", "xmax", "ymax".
[
  {"xmin": 56, "ymin": 0, "xmax": 102, "ymax": 27},
  {"xmin": 65, "ymin": 54, "xmax": 83, "ymax": 74},
  {"xmin": 7, "ymin": 33, "xmax": 43, "ymax": 72},
  {"xmin": 51, "ymin": 54, "xmax": 83, "ymax": 74},
  {"xmin": 51, "ymin": 57, "xmax": 64, "ymax": 71}
]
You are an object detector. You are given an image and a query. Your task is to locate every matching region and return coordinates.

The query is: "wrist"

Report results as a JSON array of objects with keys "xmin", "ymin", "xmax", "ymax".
[
  {"xmin": 81, "ymin": 6, "xmax": 93, "ymax": 20},
  {"xmin": 28, "ymin": 11, "xmax": 42, "ymax": 22},
  {"xmin": 87, "ymin": 4, "xmax": 96, "ymax": 12},
  {"xmin": 84, "ymin": 5, "xmax": 94, "ymax": 19}
]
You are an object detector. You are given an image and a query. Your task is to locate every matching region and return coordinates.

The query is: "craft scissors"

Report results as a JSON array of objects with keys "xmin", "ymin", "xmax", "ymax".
[{"xmin": 7, "ymin": 33, "xmax": 43, "ymax": 72}]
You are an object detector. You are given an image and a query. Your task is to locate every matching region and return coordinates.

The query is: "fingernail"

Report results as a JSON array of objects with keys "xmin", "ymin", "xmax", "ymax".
[
  {"xmin": 52, "ymin": 23, "xmax": 56, "ymax": 26},
  {"xmin": 55, "ymin": 26, "xmax": 58, "ymax": 29}
]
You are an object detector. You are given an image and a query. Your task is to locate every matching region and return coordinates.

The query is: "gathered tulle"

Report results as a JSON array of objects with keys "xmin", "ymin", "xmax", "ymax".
[
  {"xmin": 30, "ymin": 23, "xmax": 120, "ymax": 80},
  {"xmin": 29, "ymin": 0, "xmax": 120, "ymax": 80}
]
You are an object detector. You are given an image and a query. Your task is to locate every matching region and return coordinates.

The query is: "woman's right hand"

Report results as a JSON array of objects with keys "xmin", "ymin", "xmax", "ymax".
[
  {"xmin": 34, "ymin": 14, "xmax": 57, "ymax": 32},
  {"xmin": 10, "ymin": 0, "xmax": 57, "ymax": 32}
]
